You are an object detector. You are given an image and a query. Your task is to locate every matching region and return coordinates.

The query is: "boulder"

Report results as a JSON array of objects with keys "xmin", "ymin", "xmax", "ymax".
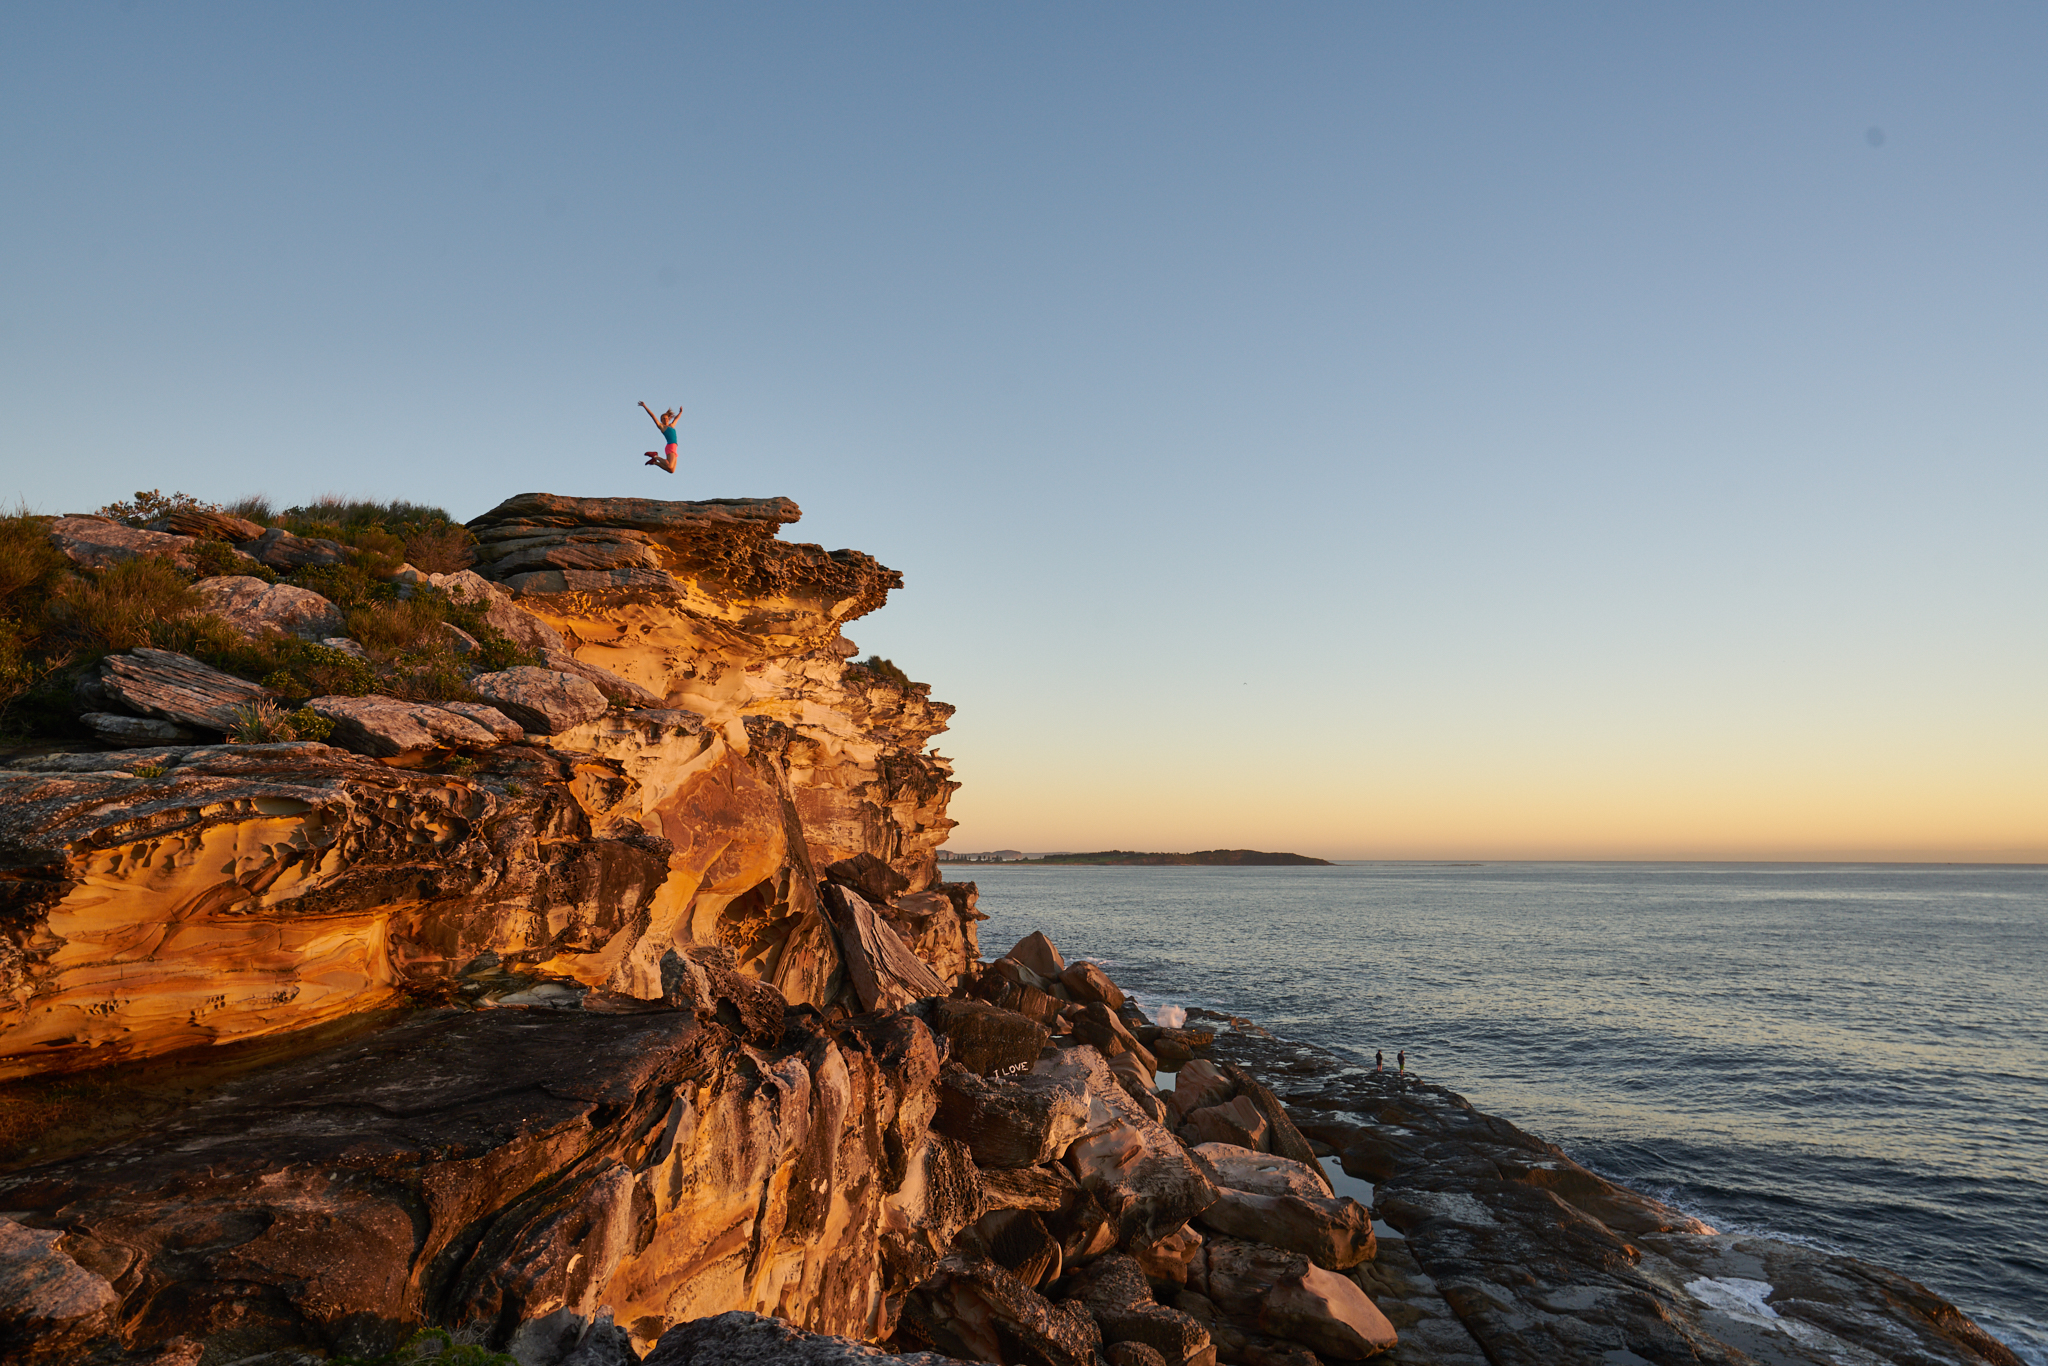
[
  {"xmin": 434, "ymin": 700, "xmax": 523, "ymax": 742},
  {"xmin": 1129, "ymin": 1225, "xmax": 1205, "ymax": 1292},
  {"xmin": 0, "ymin": 1217, "xmax": 119, "ymax": 1358},
  {"xmin": 242, "ymin": 526, "xmax": 349, "ymax": 570},
  {"xmin": 150, "ymin": 509, "xmax": 265, "ymax": 542},
  {"xmin": 1170, "ymin": 1059, "xmax": 1235, "ymax": 1114},
  {"xmin": 1191, "ymin": 1237, "xmax": 1397, "ymax": 1360},
  {"xmin": 824, "ymin": 850, "xmax": 912, "ymax": 903},
  {"xmin": 78, "ymin": 713, "xmax": 192, "ymax": 747},
  {"xmin": 542, "ymin": 648, "xmax": 664, "ymax": 707},
  {"xmin": 934, "ymin": 1068, "xmax": 1091, "ymax": 1169},
  {"xmin": 191, "ymin": 576, "xmax": 346, "ymax": 640},
  {"xmin": 88, "ymin": 647, "xmax": 273, "ymax": 731},
  {"xmin": 1216, "ymin": 1064, "xmax": 1330, "ymax": 1189},
  {"xmin": 965, "ymin": 1207, "xmax": 1064, "ymax": 1290},
  {"xmin": 1007, "ymin": 930, "xmax": 1067, "ymax": 980},
  {"xmin": 471, "ymin": 666, "xmax": 609, "ymax": 734},
  {"xmin": 46, "ymin": 516, "xmax": 198, "ymax": 570},
  {"xmin": 1190, "ymin": 1145, "xmax": 1316, "ymax": 1198},
  {"xmin": 1077, "ymin": 1001, "xmax": 1158, "ymax": 1075},
  {"xmin": 928, "ymin": 998, "xmax": 1050, "ymax": 1077},
  {"xmin": 1037, "ymin": 1046, "xmax": 1219, "ymax": 1249},
  {"xmin": 1061, "ymin": 960, "xmax": 1126, "ymax": 1010},
  {"xmin": 973, "ymin": 971, "xmax": 1065, "ymax": 1029},
  {"xmin": 1142, "ymin": 1027, "xmax": 1214, "ymax": 1068},
  {"xmin": 1196, "ymin": 1184, "xmax": 1376, "ymax": 1271},
  {"xmin": 986, "ymin": 953, "xmax": 1061, "ymax": 996},
  {"xmin": 1062, "ymin": 1252, "xmax": 1217, "ymax": 1366},
  {"xmin": 1184, "ymin": 1096, "xmax": 1268, "ymax": 1151},
  {"xmin": 979, "ymin": 1163, "xmax": 1080, "ymax": 1213},
  {"xmin": 657, "ymin": 945, "xmax": 791, "ymax": 1047},
  {"xmin": 823, "ymin": 883, "xmax": 947, "ymax": 1012},
  {"xmin": 305, "ymin": 695, "xmax": 502, "ymax": 758},
  {"xmin": 645, "ymin": 1311, "xmax": 958, "ymax": 1365},
  {"xmin": 898, "ymin": 1252, "xmax": 1101, "ymax": 1366}
]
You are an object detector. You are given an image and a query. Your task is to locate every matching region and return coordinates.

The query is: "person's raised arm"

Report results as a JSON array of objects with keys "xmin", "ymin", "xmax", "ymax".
[{"xmin": 640, "ymin": 401, "xmax": 666, "ymax": 433}]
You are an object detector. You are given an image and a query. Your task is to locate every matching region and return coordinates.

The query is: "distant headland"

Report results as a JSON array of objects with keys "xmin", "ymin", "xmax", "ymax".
[{"xmin": 939, "ymin": 848, "xmax": 1333, "ymax": 866}]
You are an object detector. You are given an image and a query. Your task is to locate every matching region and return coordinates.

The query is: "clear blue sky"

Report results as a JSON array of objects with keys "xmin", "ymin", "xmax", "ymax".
[{"xmin": 4, "ymin": 4, "xmax": 2043, "ymax": 858}]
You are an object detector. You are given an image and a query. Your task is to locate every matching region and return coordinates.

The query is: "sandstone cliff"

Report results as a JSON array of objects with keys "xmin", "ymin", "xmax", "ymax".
[{"xmin": 1, "ymin": 496, "xmax": 964, "ymax": 1078}]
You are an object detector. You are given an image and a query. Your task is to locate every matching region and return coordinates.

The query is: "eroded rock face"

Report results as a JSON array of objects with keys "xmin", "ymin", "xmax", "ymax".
[
  {"xmin": 0, "ymin": 1003, "xmax": 955, "ymax": 1363},
  {"xmin": 0, "ymin": 497, "xmax": 973, "ymax": 1081},
  {"xmin": 464, "ymin": 494, "xmax": 956, "ymax": 893}
]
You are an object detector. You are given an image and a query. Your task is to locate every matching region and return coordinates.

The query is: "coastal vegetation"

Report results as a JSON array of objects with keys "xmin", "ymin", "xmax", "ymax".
[{"xmin": 0, "ymin": 492, "xmax": 539, "ymax": 742}]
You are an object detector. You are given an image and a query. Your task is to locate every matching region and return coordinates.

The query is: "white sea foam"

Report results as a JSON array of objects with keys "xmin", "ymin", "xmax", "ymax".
[
  {"xmin": 1685, "ymin": 1277, "xmax": 1778, "ymax": 1323},
  {"xmin": 1152, "ymin": 1004, "xmax": 1187, "ymax": 1028}
]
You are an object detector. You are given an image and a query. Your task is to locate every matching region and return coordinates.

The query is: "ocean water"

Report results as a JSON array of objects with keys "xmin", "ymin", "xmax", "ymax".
[{"xmin": 962, "ymin": 861, "xmax": 2048, "ymax": 1364}]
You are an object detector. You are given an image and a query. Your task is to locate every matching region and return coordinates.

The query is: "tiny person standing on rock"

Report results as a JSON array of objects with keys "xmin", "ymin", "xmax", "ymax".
[
  {"xmin": 1376, "ymin": 1050, "xmax": 1384, "ymax": 1072},
  {"xmin": 1398, "ymin": 1049, "xmax": 1406, "ymax": 1076},
  {"xmin": 640, "ymin": 401, "xmax": 683, "ymax": 473}
]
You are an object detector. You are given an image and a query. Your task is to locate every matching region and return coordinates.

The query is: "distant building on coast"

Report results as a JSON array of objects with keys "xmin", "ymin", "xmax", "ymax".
[{"xmin": 936, "ymin": 849, "xmax": 1032, "ymax": 863}]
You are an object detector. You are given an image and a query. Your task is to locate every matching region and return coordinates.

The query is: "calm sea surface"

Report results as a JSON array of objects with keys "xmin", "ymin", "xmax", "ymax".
[{"xmin": 962, "ymin": 861, "xmax": 2047, "ymax": 1363}]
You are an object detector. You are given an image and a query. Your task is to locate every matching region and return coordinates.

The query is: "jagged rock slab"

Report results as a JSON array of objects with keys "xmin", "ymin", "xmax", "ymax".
[
  {"xmin": 150, "ymin": 508, "xmax": 266, "ymax": 542},
  {"xmin": 192, "ymin": 575, "xmax": 346, "ymax": 639},
  {"xmin": 78, "ymin": 712, "xmax": 192, "ymax": 746},
  {"xmin": 1191, "ymin": 1235, "xmax": 1398, "ymax": 1360},
  {"xmin": 86, "ymin": 646, "xmax": 274, "ymax": 730},
  {"xmin": 472, "ymin": 665, "xmax": 610, "ymax": 734},
  {"xmin": 645, "ymin": 1310, "xmax": 964, "ymax": 1364},
  {"xmin": 825, "ymin": 883, "xmax": 947, "ymax": 1012},
  {"xmin": 0, "ymin": 1005, "xmax": 953, "ymax": 1364},
  {"xmin": 544, "ymin": 648, "xmax": 666, "ymax": 707},
  {"xmin": 437, "ymin": 699, "xmax": 524, "ymax": 742},
  {"xmin": 242, "ymin": 526, "xmax": 348, "ymax": 570},
  {"xmin": 934, "ymin": 1067, "xmax": 1092, "ymax": 1169},
  {"xmin": 1193, "ymin": 1144, "xmax": 1374, "ymax": 1270},
  {"xmin": 898, "ymin": 1252, "xmax": 1101, "ymax": 1366},
  {"xmin": 307, "ymin": 693, "xmax": 503, "ymax": 757},
  {"xmin": 46, "ymin": 516, "xmax": 200, "ymax": 570}
]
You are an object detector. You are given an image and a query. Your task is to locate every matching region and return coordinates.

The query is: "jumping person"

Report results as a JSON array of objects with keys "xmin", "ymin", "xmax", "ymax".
[{"xmin": 640, "ymin": 401, "xmax": 683, "ymax": 473}]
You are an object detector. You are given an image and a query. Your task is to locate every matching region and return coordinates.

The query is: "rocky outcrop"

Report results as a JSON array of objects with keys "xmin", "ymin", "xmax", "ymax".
[
  {"xmin": 77, "ymin": 646, "xmax": 274, "ymax": 731},
  {"xmin": 191, "ymin": 575, "xmax": 346, "ymax": 639},
  {"xmin": 2, "ymin": 497, "xmax": 975, "ymax": 1080},
  {"xmin": 463, "ymin": 493, "xmax": 955, "ymax": 893}
]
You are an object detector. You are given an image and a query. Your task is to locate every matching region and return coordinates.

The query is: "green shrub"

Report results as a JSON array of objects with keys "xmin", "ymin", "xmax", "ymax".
[
  {"xmin": 403, "ymin": 522, "xmax": 476, "ymax": 573},
  {"xmin": 190, "ymin": 538, "xmax": 273, "ymax": 581},
  {"xmin": 224, "ymin": 495, "xmax": 275, "ymax": 525},
  {"xmin": 92, "ymin": 490, "xmax": 221, "ymax": 527},
  {"xmin": 288, "ymin": 562, "xmax": 390, "ymax": 611},
  {"xmin": 225, "ymin": 701, "xmax": 336, "ymax": 744},
  {"xmin": 346, "ymin": 596, "xmax": 448, "ymax": 655},
  {"xmin": 855, "ymin": 655, "xmax": 913, "ymax": 690},
  {"xmin": 49, "ymin": 556, "xmax": 200, "ymax": 652}
]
